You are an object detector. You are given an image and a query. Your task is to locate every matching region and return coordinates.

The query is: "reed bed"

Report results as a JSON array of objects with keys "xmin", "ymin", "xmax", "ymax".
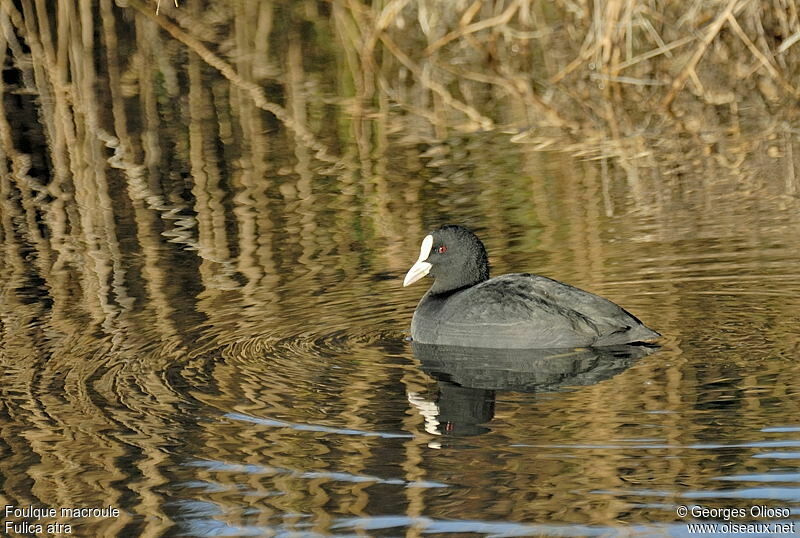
[
  {"xmin": 0, "ymin": 0, "xmax": 797, "ymax": 346},
  {"xmin": 0, "ymin": 0, "xmax": 795, "ymax": 334}
]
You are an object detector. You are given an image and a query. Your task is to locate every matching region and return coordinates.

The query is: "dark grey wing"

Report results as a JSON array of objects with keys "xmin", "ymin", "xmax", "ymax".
[
  {"xmin": 440, "ymin": 274, "xmax": 658, "ymax": 347},
  {"xmin": 434, "ymin": 275, "xmax": 603, "ymax": 348},
  {"xmin": 508, "ymin": 274, "xmax": 660, "ymax": 344}
]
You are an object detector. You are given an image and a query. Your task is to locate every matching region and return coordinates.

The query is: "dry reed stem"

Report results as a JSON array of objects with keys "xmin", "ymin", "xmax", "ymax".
[
  {"xmin": 639, "ymin": 14, "xmax": 671, "ymax": 58},
  {"xmin": 597, "ymin": 0, "xmax": 625, "ymax": 66},
  {"xmin": 423, "ymin": 0, "xmax": 521, "ymax": 56},
  {"xmin": 375, "ymin": 77, "xmax": 445, "ymax": 129},
  {"xmin": 362, "ymin": 0, "xmax": 412, "ymax": 62},
  {"xmin": 590, "ymin": 73, "xmax": 664, "ymax": 86},
  {"xmin": 661, "ymin": 0, "xmax": 742, "ymax": 110},
  {"xmin": 549, "ymin": 40, "xmax": 600, "ymax": 84},
  {"xmin": 439, "ymin": 62, "xmax": 578, "ymax": 129},
  {"xmin": 155, "ymin": 0, "xmax": 178, "ymax": 16},
  {"xmin": 129, "ymin": 0, "xmax": 341, "ymax": 167},
  {"xmin": 459, "ymin": 0, "xmax": 484, "ymax": 27},
  {"xmin": 726, "ymin": 12, "xmax": 799, "ymax": 97},
  {"xmin": 778, "ymin": 31, "xmax": 800, "ymax": 53},
  {"xmin": 379, "ymin": 32, "xmax": 494, "ymax": 130},
  {"xmin": 374, "ymin": 0, "xmax": 413, "ymax": 31},
  {"xmin": 617, "ymin": 35, "xmax": 695, "ymax": 70}
]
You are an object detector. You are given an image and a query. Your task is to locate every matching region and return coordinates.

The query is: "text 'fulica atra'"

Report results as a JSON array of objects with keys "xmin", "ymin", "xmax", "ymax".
[{"xmin": 403, "ymin": 225, "xmax": 660, "ymax": 348}]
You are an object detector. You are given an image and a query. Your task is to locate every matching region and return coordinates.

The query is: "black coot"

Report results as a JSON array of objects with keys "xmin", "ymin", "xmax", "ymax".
[{"xmin": 403, "ymin": 225, "xmax": 660, "ymax": 348}]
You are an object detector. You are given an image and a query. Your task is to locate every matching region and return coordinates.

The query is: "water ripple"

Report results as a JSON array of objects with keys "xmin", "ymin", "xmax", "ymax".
[
  {"xmin": 225, "ymin": 412, "xmax": 414, "ymax": 439},
  {"xmin": 186, "ymin": 458, "xmax": 449, "ymax": 489}
]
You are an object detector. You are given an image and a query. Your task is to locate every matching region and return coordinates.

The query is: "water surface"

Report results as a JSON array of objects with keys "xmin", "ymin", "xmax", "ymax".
[{"xmin": 1, "ymin": 2, "xmax": 800, "ymax": 536}]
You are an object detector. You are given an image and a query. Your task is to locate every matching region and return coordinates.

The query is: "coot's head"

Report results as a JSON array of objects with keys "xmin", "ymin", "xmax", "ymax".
[{"xmin": 403, "ymin": 225, "xmax": 490, "ymax": 294}]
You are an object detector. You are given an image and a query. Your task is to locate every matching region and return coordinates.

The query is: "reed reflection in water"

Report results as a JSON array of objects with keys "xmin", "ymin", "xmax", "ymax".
[{"xmin": 0, "ymin": 0, "xmax": 800, "ymax": 535}]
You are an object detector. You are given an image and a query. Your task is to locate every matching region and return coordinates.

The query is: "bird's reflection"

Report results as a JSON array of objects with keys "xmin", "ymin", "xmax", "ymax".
[{"xmin": 409, "ymin": 342, "xmax": 659, "ymax": 437}]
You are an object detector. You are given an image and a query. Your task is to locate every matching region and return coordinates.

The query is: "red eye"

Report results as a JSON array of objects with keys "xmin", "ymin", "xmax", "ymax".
[{"xmin": 437, "ymin": 245, "xmax": 447, "ymax": 254}]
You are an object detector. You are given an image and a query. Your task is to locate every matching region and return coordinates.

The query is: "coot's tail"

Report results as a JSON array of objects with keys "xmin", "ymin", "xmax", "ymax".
[{"xmin": 595, "ymin": 324, "xmax": 661, "ymax": 347}]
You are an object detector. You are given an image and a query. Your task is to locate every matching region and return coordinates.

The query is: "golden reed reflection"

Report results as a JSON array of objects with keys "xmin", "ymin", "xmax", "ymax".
[{"xmin": 0, "ymin": 0, "xmax": 800, "ymax": 534}]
